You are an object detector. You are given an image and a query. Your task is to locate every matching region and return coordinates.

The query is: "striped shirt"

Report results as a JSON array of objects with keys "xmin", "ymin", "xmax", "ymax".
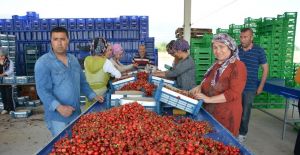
[{"xmin": 238, "ymin": 44, "xmax": 267, "ymax": 91}]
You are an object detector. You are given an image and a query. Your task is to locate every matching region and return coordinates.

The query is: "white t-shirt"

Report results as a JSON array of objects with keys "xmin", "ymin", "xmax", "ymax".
[{"xmin": 103, "ymin": 59, "xmax": 121, "ymax": 78}]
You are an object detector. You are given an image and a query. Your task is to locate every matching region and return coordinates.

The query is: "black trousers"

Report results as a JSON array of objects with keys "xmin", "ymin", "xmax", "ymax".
[
  {"xmin": 295, "ymin": 99, "xmax": 300, "ymax": 155},
  {"xmin": 0, "ymin": 85, "xmax": 15, "ymax": 111}
]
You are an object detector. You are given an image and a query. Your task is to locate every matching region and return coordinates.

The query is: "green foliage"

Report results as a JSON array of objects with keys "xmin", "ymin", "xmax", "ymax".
[{"xmin": 155, "ymin": 42, "xmax": 168, "ymax": 52}]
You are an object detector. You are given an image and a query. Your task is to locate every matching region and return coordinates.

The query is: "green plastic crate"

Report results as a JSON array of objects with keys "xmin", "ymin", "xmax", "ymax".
[
  {"xmin": 216, "ymin": 28, "xmax": 229, "ymax": 34},
  {"xmin": 284, "ymin": 12, "xmax": 297, "ymax": 19}
]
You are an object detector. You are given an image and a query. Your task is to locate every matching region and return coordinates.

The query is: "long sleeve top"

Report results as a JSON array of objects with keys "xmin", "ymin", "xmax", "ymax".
[
  {"xmin": 110, "ymin": 58, "xmax": 134, "ymax": 73},
  {"xmin": 165, "ymin": 55, "xmax": 196, "ymax": 90},
  {"xmin": 201, "ymin": 60, "xmax": 247, "ymax": 136},
  {"xmin": 103, "ymin": 59, "xmax": 122, "ymax": 78},
  {"xmin": 34, "ymin": 49, "xmax": 96, "ymax": 124}
]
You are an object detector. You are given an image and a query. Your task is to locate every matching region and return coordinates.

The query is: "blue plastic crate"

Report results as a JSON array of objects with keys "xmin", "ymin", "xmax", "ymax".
[
  {"xmin": 95, "ymin": 18, "xmax": 104, "ymax": 30},
  {"xmin": 130, "ymin": 16, "xmax": 139, "ymax": 29},
  {"xmin": 49, "ymin": 19, "xmax": 58, "ymax": 29},
  {"xmin": 3, "ymin": 77, "xmax": 15, "ymax": 84},
  {"xmin": 140, "ymin": 31, "xmax": 149, "ymax": 39},
  {"xmin": 85, "ymin": 18, "xmax": 94, "ymax": 30},
  {"xmin": 87, "ymin": 30, "xmax": 94, "ymax": 39},
  {"xmin": 31, "ymin": 19, "xmax": 40, "ymax": 30},
  {"xmin": 120, "ymin": 16, "xmax": 129, "ymax": 29},
  {"xmin": 13, "ymin": 18, "xmax": 23, "ymax": 30},
  {"xmin": 26, "ymin": 11, "xmax": 39, "ymax": 19},
  {"xmin": 139, "ymin": 16, "xmax": 148, "ymax": 25},
  {"xmin": 106, "ymin": 90, "xmax": 144, "ymax": 108},
  {"xmin": 105, "ymin": 30, "xmax": 113, "ymax": 39},
  {"xmin": 113, "ymin": 18, "xmax": 121, "ymax": 29},
  {"xmin": 67, "ymin": 18, "xmax": 76, "ymax": 30},
  {"xmin": 149, "ymin": 75, "xmax": 176, "ymax": 86},
  {"xmin": 120, "ymin": 97, "xmax": 159, "ymax": 113},
  {"xmin": 58, "ymin": 18, "xmax": 68, "ymax": 28},
  {"xmin": 77, "ymin": 31, "xmax": 83, "ymax": 40},
  {"xmin": 4, "ymin": 19, "xmax": 13, "ymax": 31},
  {"xmin": 22, "ymin": 20, "xmax": 31, "ymax": 30},
  {"xmin": 154, "ymin": 84, "xmax": 202, "ymax": 116},
  {"xmin": 42, "ymin": 31, "xmax": 49, "ymax": 40},
  {"xmin": 110, "ymin": 76, "xmax": 136, "ymax": 91},
  {"xmin": 0, "ymin": 19, "xmax": 5, "ymax": 31},
  {"xmin": 40, "ymin": 19, "xmax": 49, "ymax": 31},
  {"xmin": 104, "ymin": 18, "xmax": 114, "ymax": 29},
  {"xmin": 76, "ymin": 18, "xmax": 85, "ymax": 30},
  {"xmin": 15, "ymin": 76, "xmax": 28, "ymax": 84}
]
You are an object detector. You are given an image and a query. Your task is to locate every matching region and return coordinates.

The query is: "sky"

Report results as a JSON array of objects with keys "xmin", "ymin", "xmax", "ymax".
[{"xmin": 0, "ymin": 0, "xmax": 299, "ymax": 47}]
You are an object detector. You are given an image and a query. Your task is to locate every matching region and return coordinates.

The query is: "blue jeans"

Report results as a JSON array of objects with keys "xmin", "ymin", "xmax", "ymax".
[
  {"xmin": 47, "ymin": 120, "xmax": 67, "ymax": 137},
  {"xmin": 239, "ymin": 91, "xmax": 256, "ymax": 136}
]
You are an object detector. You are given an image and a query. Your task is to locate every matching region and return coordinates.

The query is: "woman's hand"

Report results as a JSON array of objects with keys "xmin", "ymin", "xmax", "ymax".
[
  {"xmin": 194, "ymin": 93, "xmax": 210, "ymax": 103},
  {"xmin": 152, "ymin": 71, "xmax": 165, "ymax": 77},
  {"xmin": 189, "ymin": 85, "xmax": 201, "ymax": 95}
]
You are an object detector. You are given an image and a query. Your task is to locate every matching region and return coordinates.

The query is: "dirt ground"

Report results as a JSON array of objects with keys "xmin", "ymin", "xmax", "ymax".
[{"xmin": 0, "ymin": 106, "xmax": 51, "ymax": 155}]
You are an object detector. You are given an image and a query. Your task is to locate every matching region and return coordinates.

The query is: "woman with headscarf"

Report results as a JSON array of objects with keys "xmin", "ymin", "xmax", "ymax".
[
  {"xmin": 190, "ymin": 33, "xmax": 247, "ymax": 136},
  {"xmin": 84, "ymin": 37, "xmax": 121, "ymax": 109},
  {"xmin": 152, "ymin": 38, "xmax": 196, "ymax": 91},
  {"xmin": 110, "ymin": 43, "xmax": 138, "ymax": 73},
  {"xmin": 165, "ymin": 40, "xmax": 180, "ymax": 70},
  {"xmin": 0, "ymin": 47, "xmax": 14, "ymax": 114}
]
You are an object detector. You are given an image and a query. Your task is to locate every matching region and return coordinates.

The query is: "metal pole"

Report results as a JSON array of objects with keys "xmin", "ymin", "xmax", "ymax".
[{"xmin": 183, "ymin": 0, "xmax": 191, "ymax": 44}]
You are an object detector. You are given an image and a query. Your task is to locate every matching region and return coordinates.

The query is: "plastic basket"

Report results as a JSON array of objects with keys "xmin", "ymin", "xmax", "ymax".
[
  {"xmin": 110, "ymin": 76, "xmax": 136, "ymax": 91},
  {"xmin": 120, "ymin": 97, "xmax": 158, "ymax": 113},
  {"xmin": 149, "ymin": 76, "xmax": 175, "ymax": 86},
  {"xmin": 155, "ymin": 84, "xmax": 202, "ymax": 116},
  {"xmin": 107, "ymin": 90, "xmax": 144, "ymax": 108}
]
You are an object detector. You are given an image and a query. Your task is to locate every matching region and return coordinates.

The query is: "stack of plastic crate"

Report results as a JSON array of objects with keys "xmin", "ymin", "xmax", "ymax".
[
  {"xmin": 24, "ymin": 44, "xmax": 39, "ymax": 76},
  {"xmin": 282, "ymin": 12, "xmax": 297, "ymax": 87},
  {"xmin": 0, "ymin": 12, "xmax": 156, "ymax": 75},
  {"xmin": 244, "ymin": 17, "xmax": 262, "ymax": 44},
  {"xmin": 190, "ymin": 33, "xmax": 214, "ymax": 84},
  {"xmin": 216, "ymin": 28, "xmax": 229, "ymax": 34},
  {"xmin": 228, "ymin": 24, "xmax": 244, "ymax": 45},
  {"xmin": 215, "ymin": 12, "xmax": 297, "ymax": 108}
]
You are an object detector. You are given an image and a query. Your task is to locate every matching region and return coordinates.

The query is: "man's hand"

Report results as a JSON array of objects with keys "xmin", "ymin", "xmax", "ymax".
[
  {"xmin": 56, "ymin": 105, "xmax": 75, "ymax": 117},
  {"xmin": 256, "ymin": 85, "xmax": 264, "ymax": 95},
  {"xmin": 94, "ymin": 95, "xmax": 104, "ymax": 103},
  {"xmin": 133, "ymin": 63, "xmax": 139, "ymax": 68}
]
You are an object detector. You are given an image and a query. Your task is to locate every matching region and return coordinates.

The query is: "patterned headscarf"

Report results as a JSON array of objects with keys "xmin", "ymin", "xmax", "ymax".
[
  {"xmin": 173, "ymin": 39, "xmax": 190, "ymax": 52},
  {"xmin": 203, "ymin": 33, "xmax": 240, "ymax": 87},
  {"xmin": 90, "ymin": 37, "xmax": 108, "ymax": 56}
]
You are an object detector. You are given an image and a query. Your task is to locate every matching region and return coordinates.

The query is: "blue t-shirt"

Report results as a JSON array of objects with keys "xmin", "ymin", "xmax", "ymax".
[{"xmin": 238, "ymin": 44, "xmax": 267, "ymax": 91}]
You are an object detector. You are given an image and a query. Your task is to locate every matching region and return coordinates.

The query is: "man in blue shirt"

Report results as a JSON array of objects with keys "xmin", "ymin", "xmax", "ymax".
[
  {"xmin": 35, "ymin": 27, "xmax": 103, "ymax": 136},
  {"xmin": 238, "ymin": 28, "xmax": 268, "ymax": 142}
]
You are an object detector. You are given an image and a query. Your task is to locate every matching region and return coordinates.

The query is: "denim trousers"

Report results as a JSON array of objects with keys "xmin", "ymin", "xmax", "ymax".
[
  {"xmin": 47, "ymin": 120, "xmax": 67, "ymax": 137},
  {"xmin": 239, "ymin": 91, "xmax": 256, "ymax": 136}
]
